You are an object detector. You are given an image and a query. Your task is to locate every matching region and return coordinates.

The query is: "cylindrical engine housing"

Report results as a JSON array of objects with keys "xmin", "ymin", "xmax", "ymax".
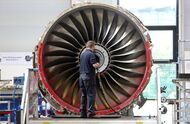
[{"xmin": 36, "ymin": 3, "xmax": 152, "ymax": 115}]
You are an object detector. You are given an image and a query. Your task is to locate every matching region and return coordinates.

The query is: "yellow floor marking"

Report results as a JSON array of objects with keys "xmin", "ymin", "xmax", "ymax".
[
  {"xmin": 43, "ymin": 122, "xmax": 51, "ymax": 124},
  {"xmin": 136, "ymin": 121, "xmax": 143, "ymax": 124}
]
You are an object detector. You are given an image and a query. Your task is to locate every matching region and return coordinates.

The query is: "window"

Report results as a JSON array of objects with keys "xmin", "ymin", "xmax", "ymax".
[
  {"xmin": 146, "ymin": 26, "xmax": 177, "ymax": 62},
  {"xmin": 149, "ymin": 30, "xmax": 173, "ymax": 60},
  {"xmin": 118, "ymin": 0, "xmax": 178, "ymax": 99},
  {"xmin": 143, "ymin": 64, "xmax": 176, "ymax": 99},
  {"xmin": 119, "ymin": 0, "xmax": 177, "ymax": 26}
]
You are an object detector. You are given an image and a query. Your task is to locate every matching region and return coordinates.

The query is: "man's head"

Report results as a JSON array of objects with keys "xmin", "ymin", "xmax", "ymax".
[{"xmin": 86, "ymin": 41, "xmax": 96, "ymax": 52}]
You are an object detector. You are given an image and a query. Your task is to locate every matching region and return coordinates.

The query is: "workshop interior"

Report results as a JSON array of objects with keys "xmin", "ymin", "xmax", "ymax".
[{"xmin": 0, "ymin": 0, "xmax": 190, "ymax": 124}]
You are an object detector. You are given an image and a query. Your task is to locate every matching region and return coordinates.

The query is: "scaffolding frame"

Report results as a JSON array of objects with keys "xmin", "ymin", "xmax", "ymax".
[{"xmin": 172, "ymin": 77, "xmax": 190, "ymax": 123}]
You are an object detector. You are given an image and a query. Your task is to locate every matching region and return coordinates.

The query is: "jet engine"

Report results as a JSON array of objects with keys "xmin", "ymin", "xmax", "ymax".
[{"xmin": 36, "ymin": 3, "xmax": 152, "ymax": 115}]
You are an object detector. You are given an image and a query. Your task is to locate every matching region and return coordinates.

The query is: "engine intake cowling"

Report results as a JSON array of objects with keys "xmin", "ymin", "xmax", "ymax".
[{"xmin": 37, "ymin": 3, "xmax": 152, "ymax": 115}]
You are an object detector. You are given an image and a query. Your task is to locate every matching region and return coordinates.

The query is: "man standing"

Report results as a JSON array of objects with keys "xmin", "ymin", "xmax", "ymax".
[{"xmin": 79, "ymin": 41, "xmax": 100, "ymax": 118}]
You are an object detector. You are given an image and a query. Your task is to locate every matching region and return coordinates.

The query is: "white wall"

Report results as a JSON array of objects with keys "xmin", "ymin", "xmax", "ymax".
[
  {"xmin": 179, "ymin": 0, "xmax": 190, "ymax": 73},
  {"xmin": 178, "ymin": 1, "xmax": 190, "ymax": 123},
  {"xmin": 0, "ymin": 52, "xmax": 33, "ymax": 80},
  {"xmin": 0, "ymin": 0, "xmax": 117, "ymax": 80},
  {"xmin": 0, "ymin": 0, "xmax": 71, "ymax": 81},
  {"xmin": 0, "ymin": 0, "xmax": 117, "ymax": 52},
  {"xmin": 0, "ymin": 0, "xmax": 71, "ymax": 52},
  {"xmin": 179, "ymin": 0, "xmax": 190, "ymax": 41},
  {"xmin": 0, "ymin": 65, "xmax": 31, "ymax": 81}
]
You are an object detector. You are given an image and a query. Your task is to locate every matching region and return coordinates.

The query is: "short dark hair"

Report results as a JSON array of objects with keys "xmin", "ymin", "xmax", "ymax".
[{"xmin": 86, "ymin": 41, "xmax": 95, "ymax": 48}]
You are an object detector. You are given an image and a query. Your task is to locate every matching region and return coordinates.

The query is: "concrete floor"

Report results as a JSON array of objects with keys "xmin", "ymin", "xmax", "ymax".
[{"xmin": 29, "ymin": 117, "xmax": 157, "ymax": 124}]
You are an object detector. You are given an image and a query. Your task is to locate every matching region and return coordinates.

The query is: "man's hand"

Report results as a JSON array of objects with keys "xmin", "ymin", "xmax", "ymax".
[
  {"xmin": 93, "ymin": 62, "xmax": 100, "ymax": 69},
  {"xmin": 95, "ymin": 55, "xmax": 100, "ymax": 63}
]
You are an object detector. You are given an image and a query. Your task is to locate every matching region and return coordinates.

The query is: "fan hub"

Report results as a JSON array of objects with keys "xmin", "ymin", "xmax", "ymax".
[
  {"xmin": 80, "ymin": 44, "xmax": 110, "ymax": 72},
  {"xmin": 95, "ymin": 44, "xmax": 110, "ymax": 72}
]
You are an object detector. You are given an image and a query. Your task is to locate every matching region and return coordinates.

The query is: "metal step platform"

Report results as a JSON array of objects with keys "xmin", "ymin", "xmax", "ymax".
[
  {"xmin": 50, "ymin": 114, "xmax": 121, "ymax": 118},
  {"xmin": 29, "ymin": 117, "xmax": 157, "ymax": 124}
]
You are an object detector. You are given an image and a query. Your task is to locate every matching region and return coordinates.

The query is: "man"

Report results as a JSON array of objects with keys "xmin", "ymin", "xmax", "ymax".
[{"xmin": 79, "ymin": 41, "xmax": 100, "ymax": 118}]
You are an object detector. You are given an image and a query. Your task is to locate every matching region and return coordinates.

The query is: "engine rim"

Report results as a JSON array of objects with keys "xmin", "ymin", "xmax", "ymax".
[{"xmin": 37, "ymin": 3, "xmax": 152, "ymax": 114}]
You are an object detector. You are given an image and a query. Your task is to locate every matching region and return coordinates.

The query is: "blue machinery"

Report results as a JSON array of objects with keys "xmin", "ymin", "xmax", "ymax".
[
  {"xmin": 0, "ymin": 80, "xmax": 22, "ymax": 123},
  {"xmin": 0, "ymin": 76, "xmax": 25, "ymax": 123}
]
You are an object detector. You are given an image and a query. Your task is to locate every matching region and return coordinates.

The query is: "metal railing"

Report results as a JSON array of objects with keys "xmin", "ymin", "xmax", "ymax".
[
  {"xmin": 156, "ymin": 67, "xmax": 162, "ymax": 124},
  {"xmin": 172, "ymin": 78, "xmax": 190, "ymax": 123},
  {"xmin": 20, "ymin": 69, "xmax": 30, "ymax": 124}
]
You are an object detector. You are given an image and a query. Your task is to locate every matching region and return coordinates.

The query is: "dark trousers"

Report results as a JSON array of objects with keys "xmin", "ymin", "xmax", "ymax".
[{"xmin": 79, "ymin": 74, "xmax": 96, "ymax": 115}]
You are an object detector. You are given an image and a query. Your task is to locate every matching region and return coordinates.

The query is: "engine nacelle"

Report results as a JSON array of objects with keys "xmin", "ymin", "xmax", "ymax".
[{"xmin": 36, "ymin": 3, "xmax": 152, "ymax": 115}]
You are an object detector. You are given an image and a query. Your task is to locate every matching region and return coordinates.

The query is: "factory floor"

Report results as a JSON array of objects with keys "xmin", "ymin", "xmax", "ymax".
[{"xmin": 29, "ymin": 116, "xmax": 157, "ymax": 124}]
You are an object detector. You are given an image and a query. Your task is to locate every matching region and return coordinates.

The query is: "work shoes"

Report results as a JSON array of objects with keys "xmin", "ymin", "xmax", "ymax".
[
  {"xmin": 80, "ymin": 112, "xmax": 87, "ymax": 118},
  {"xmin": 87, "ymin": 113, "xmax": 96, "ymax": 118},
  {"xmin": 80, "ymin": 115, "xmax": 87, "ymax": 118}
]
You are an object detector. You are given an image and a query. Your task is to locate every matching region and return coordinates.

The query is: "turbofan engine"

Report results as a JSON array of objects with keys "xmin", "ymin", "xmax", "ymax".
[{"xmin": 35, "ymin": 3, "xmax": 152, "ymax": 115}]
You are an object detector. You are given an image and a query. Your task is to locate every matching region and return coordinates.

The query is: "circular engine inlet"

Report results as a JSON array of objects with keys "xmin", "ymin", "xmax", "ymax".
[{"xmin": 37, "ymin": 3, "xmax": 152, "ymax": 115}]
